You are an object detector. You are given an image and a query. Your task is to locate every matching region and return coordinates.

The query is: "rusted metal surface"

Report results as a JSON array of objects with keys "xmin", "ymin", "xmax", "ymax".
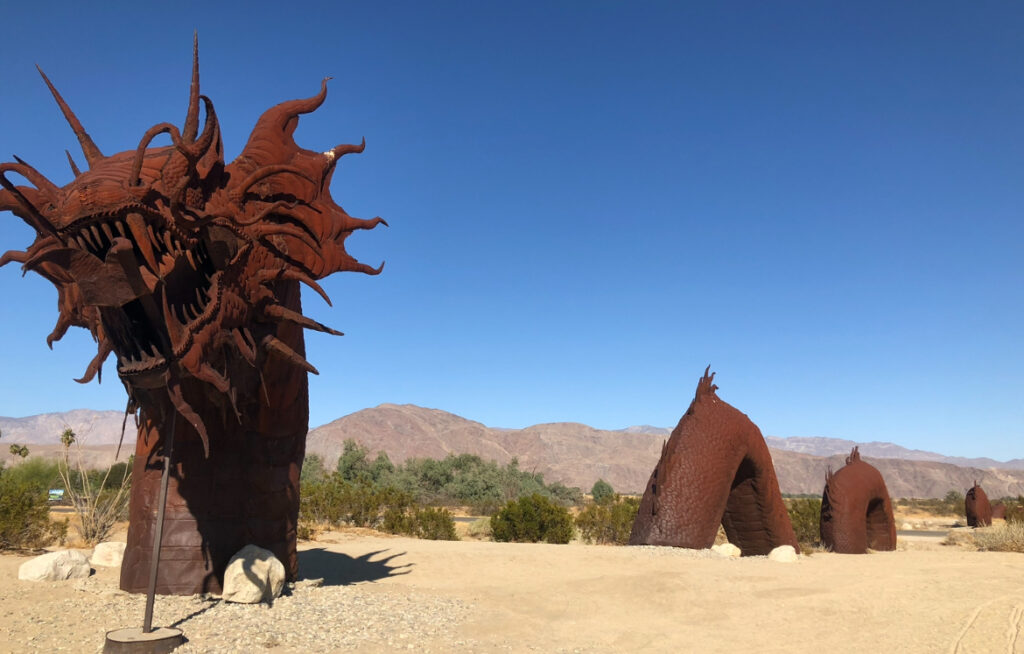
[
  {"xmin": 0, "ymin": 39, "xmax": 384, "ymax": 594},
  {"xmin": 629, "ymin": 368, "xmax": 799, "ymax": 555},
  {"xmin": 819, "ymin": 447, "xmax": 896, "ymax": 553},
  {"xmin": 965, "ymin": 481, "xmax": 993, "ymax": 527}
]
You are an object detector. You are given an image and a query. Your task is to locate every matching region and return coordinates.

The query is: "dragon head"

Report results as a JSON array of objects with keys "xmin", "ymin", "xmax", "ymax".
[{"xmin": 0, "ymin": 38, "xmax": 385, "ymax": 454}]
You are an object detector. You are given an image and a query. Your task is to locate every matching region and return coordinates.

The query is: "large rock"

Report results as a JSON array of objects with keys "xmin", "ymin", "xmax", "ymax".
[
  {"xmin": 91, "ymin": 542, "xmax": 127, "ymax": 568},
  {"xmin": 222, "ymin": 545, "xmax": 286, "ymax": 604},
  {"xmin": 18, "ymin": 550, "xmax": 92, "ymax": 581}
]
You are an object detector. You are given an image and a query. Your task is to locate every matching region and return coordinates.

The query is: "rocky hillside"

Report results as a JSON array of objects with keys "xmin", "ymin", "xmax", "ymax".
[
  {"xmin": 307, "ymin": 404, "xmax": 1024, "ymax": 498},
  {"xmin": 7, "ymin": 405, "xmax": 1024, "ymax": 498}
]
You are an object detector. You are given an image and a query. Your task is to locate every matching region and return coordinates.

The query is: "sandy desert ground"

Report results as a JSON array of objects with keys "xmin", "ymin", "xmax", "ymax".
[{"xmin": 2, "ymin": 522, "xmax": 1023, "ymax": 654}]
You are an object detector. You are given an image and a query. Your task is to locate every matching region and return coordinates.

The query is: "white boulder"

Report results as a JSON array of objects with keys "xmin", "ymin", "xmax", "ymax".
[
  {"xmin": 18, "ymin": 550, "xmax": 92, "ymax": 582},
  {"xmin": 711, "ymin": 543, "xmax": 741, "ymax": 558},
  {"xmin": 768, "ymin": 545, "xmax": 799, "ymax": 563},
  {"xmin": 222, "ymin": 545, "xmax": 286, "ymax": 604},
  {"xmin": 90, "ymin": 541, "xmax": 127, "ymax": 568}
]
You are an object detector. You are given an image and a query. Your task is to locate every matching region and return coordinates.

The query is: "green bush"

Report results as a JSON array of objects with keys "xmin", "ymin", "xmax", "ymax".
[
  {"xmin": 0, "ymin": 474, "xmax": 67, "ymax": 550},
  {"xmin": 490, "ymin": 494, "xmax": 575, "ymax": 544},
  {"xmin": 299, "ymin": 474, "xmax": 456, "ymax": 540},
  {"xmin": 576, "ymin": 496, "xmax": 639, "ymax": 544},
  {"xmin": 412, "ymin": 507, "xmax": 458, "ymax": 540},
  {"xmin": 2, "ymin": 458, "xmax": 62, "ymax": 493},
  {"xmin": 590, "ymin": 479, "xmax": 615, "ymax": 505},
  {"xmin": 786, "ymin": 498, "xmax": 822, "ymax": 548}
]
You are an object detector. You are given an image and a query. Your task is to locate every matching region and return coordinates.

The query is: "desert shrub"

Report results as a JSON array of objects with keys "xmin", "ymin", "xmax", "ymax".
[
  {"xmin": 898, "ymin": 493, "xmax": 966, "ymax": 517},
  {"xmin": 1007, "ymin": 505, "xmax": 1024, "ymax": 525},
  {"xmin": 1, "ymin": 458, "xmax": 62, "ymax": 493},
  {"xmin": 547, "ymin": 482, "xmax": 584, "ymax": 506},
  {"xmin": 301, "ymin": 453, "xmax": 328, "ymax": 485},
  {"xmin": 378, "ymin": 453, "xmax": 581, "ymax": 513},
  {"xmin": 971, "ymin": 523, "xmax": 1024, "ymax": 553},
  {"xmin": 490, "ymin": 494, "xmax": 575, "ymax": 544},
  {"xmin": 576, "ymin": 495, "xmax": 639, "ymax": 544},
  {"xmin": 786, "ymin": 498, "xmax": 822, "ymax": 548},
  {"xmin": 414, "ymin": 507, "xmax": 458, "ymax": 540},
  {"xmin": 57, "ymin": 429, "xmax": 131, "ymax": 545},
  {"xmin": 380, "ymin": 504, "xmax": 457, "ymax": 540},
  {"xmin": 299, "ymin": 474, "xmax": 456, "ymax": 540},
  {"xmin": 0, "ymin": 474, "xmax": 67, "ymax": 549},
  {"xmin": 590, "ymin": 479, "xmax": 615, "ymax": 505}
]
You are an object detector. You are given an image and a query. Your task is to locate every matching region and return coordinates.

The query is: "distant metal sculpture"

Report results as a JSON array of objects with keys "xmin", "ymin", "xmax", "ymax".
[
  {"xmin": 0, "ymin": 42, "xmax": 384, "ymax": 594},
  {"xmin": 992, "ymin": 502, "xmax": 1007, "ymax": 521},
  {"xmin": 819, "ymin": 447, "xmax": 896, "ymax": 553},
  {"xmin": 965, "ymin": 481, "xmax": 992, "ymax": 527},
  {"xmin": 629, "ymin": 368, "xmax": 799, "ymax": 555}
]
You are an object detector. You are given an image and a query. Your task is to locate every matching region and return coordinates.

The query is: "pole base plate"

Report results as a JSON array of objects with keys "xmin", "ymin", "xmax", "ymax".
[{"xmin": 103, "ymin": 627, "xmax": 185, "ymax": 653}]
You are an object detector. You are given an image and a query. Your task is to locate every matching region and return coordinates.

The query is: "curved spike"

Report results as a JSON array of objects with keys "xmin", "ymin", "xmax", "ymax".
[
  {"xmin": 193, "ymin": 96, "xmax": 218, "ymax": 155},
  {"xmin": 1, "ymin": 160, "xmax": 60, "ymax": 201},
  {"xmin": 35, "ymin": 65, "xmax": 104, "ymax": 166},
  {"xmin": 230, "ymin": 165, "xmax": 316, "ymax": 201},
  {"xmin": 252, "ymin": 268, "xmax": 333, "ymax": 306},
  {"xmin": 160, "ymin": 285, "xmax": 185, "ymax": 345},
  {"xmin": 269, "ymin": 78, "xmax": 329, "ymax": 134},
  {"xmin": 73, "ymin": 340, "xmax": 112, "ymax": 384},
  {"xmin": 281, "ymin": 269, "xmax": 332, "ymax": 306},
  {"xmin": 261, "ymin": 302, "xmax": 343, "ymax": 336},
  {"xmin": 182, "ymin": 33, "xmax": 201, "ymax": 142},
  {"xmin": 194, "ymin": 362, "xmax": 230, "ymax": 394},
  {"xmin": 0, "ymin": 249, "xmax": 29, "ymax": 268},
  {"xmin": 352, "ymin": 215, "xmax": 389, "ymax": 231},
  {"xmin": 64, "ymin": 150, "xmax": 81, "ymax": 177},
  {"xmin": 128, "ymin": 122, "xmax": 185, "ymax": 186},
  {"xmin": 0, "ymin": 176, "xmax": 58, "ymax": 236},
  {"xmin": 252, "ymin": 223, "xmax": 323, "ymax": 256},
  {"xmin": 231, "ymin": 328, "xmax": 257, "ymax": 366},
  {"xmin": 167, "ymin": 377, "xmax": 210, "ymax": 457},
  {"xmin": 231, "ymin": 199, "xmax": 297, "ymax": 227},
  {"xmin": 47, "ymin": 310, "xmax": 73, "ymax": 349},
  {"xmin": 329, "ymin": 137, "xmax": 366, "ymax": 161},
  {"xmin": 352, "ymin": 260, "xmax": 386, "ymax": 276},
  {"xmin": 23, "ymin": 246, "xmax": 70, "ymax": 272},
  {"xmin": 261, "ymin": 334, "xmax": 319, "ymax": 375}
]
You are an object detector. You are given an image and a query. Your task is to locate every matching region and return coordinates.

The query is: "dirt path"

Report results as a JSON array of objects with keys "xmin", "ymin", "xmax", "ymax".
[{"xmin": 2, "ymin": 532, "xmax": 1023, "ymax": 653}]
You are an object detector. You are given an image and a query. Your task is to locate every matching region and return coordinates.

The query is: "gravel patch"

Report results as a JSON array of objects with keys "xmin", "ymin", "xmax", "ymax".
[{"xmin": 4, "ymin": 570, "xmax": 470, "ymax": 653}]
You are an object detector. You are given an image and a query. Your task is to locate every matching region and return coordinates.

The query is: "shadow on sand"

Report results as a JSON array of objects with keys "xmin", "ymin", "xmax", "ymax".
[{"xmin": 297, "ymin": 548, "xmax": 413, "ymax": 586}]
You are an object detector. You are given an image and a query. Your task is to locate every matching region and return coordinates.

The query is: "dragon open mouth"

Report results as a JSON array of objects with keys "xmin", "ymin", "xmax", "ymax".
[{"xmin": 58, "ymin": 210, "xmax": 220, "ymax": 378}]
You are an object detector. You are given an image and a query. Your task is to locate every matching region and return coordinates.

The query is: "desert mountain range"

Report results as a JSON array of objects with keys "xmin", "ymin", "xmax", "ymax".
[{"xmin": 4, "ymin": 405, "xmax": 1023, "ymax": 498}]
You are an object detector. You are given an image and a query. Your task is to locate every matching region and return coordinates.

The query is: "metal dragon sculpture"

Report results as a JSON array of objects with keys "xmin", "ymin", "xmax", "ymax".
[
  {"xmin": 629, "ymin": 368, "xmax": 799, "ymax": 555},
  {"xmin": 819, "ymin": 447, "xmax": 896, "ymax": 553},
  {"xmin": 0, "ymin": 39, "xmax": 385, "ymax": 594}
]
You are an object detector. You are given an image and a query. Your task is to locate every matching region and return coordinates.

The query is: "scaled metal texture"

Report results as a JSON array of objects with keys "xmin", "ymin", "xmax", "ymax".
[
  {"xmin": 819, "ymin": 447, "xmax": 896, "ymax": 553},
  {"xmin": 965, "ymin": 481, "xmax": 992, "ymax": 527},
  {"xmin": 0, "ymin": 42, "xmax": 384, "ymax": 594},
  {"xmin": 629, "ymin": 368, "xmax": 799, "ymax": 555}
]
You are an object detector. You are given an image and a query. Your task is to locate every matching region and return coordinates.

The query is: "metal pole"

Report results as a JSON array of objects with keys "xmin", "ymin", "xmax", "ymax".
[{"xmin": 142, "ymin": 410, "xmax": 176, "ymax": 634}]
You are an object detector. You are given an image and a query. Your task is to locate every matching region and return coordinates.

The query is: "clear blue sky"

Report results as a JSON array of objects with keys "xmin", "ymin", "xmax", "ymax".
[{"xmin": 1, "ymin": 2, "xmax": 1021, "ymax": 459}]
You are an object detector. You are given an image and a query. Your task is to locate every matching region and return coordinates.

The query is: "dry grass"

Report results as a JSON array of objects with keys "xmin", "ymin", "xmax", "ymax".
[{"xmin": 972, "ymin": 522, "xmax": 1024, "ymax": 553}]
